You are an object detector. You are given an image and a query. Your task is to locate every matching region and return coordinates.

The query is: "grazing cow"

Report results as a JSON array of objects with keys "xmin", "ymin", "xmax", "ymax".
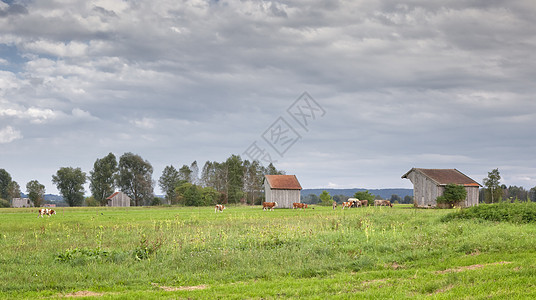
[
  {"xmin": 347, "ymin": 198, "xmax": 362, "ymax": 208},
  {"xmin": 332, "ymin": 201, "xmax": 337, "ymax": 209},
  {"xmin": 374, "ymin": 200, "xmax": 393, "ymax": 207},
  {"xmin": 360, "ymin": 200, "xmax": 368, "ymax": 207},
  {"xmin": 215, "ymin": 204, "xmax": 225, "ymax": 213},
  {"xmin": 293, "ymin": 202, "xmax": 308, "ymax": 209},
  {"xmin": 342, "ymin": 201, "xmax": 352, "ymax": 209},
  {"xmin": 262, "ymin": 202, "xmax": 278, "ymax": 211},
  {"xmin": 38, "ymin": 208, "xmax": 56, "ymax": 218}
]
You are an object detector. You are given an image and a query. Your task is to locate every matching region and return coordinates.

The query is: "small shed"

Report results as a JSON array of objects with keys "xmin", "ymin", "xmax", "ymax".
[
  {"xmin": 264, "ymin": 175, "xmax": 302, "ymax": 209},
  {"xmin": 11, "ymin": 198, "xmax": 32, "ymax": 208},
  {"xmin": 402, "ymin": 168, "xmax": 481, "ymax": 208},
  {"xmin": 106, "ymin": 191, "xmax": 131, "ymax": 207}
]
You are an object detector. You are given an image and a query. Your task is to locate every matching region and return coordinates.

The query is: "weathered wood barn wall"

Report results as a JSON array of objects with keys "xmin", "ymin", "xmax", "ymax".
[
  {"xmin": 402, "ymin": 168, "xmax": 481, "ymax": 208},
  {"xmin": 264, "ymin": 175, "xmax": 302, "ymax": 209},
  {"xmin": 11, "ymin": 198, "xmax": 32, "ymax": 208},
  {"xmin": 106, "ymin": 191, "xmax": 131, "ymax": 207}
]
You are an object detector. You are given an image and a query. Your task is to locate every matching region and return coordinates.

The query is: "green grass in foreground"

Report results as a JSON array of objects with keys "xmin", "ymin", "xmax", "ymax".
[{"xmin": 0, "ymin": 204, "xmax": 535, "ymax": 299}]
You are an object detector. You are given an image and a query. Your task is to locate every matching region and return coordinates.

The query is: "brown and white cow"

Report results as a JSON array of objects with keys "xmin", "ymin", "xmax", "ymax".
[
  {"xmin": 215, "ymin": 204, "xmax": 225, "ymax": 213},
  {"xmin": 349, "ymin": 198, "xmax": 362, "ymax": 208},
  {"xmin": 293, "ymin": 202, "xmax": 308, "ymax": 209},
  {"xmin": 374, "ymin": 200, "xmax": 393, "ymax": 207},
  {"xmin": 332, "ymin": 201, "xmax": 337, "ymax": 209},
  {"xmin": 38, "ymin": 208, "xmax": 56, "ymax": 218},
  {"xmin": 342, "ymin": 201, "xmax": 352, "ymax": 209},
  {"xmin": 262, "ymin": 202, "xmax": 278, "ymax": 211}
]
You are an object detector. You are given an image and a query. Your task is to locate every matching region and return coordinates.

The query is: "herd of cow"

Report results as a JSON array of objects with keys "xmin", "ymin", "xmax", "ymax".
[
  {"xmin": 214, "ymin": 198, "xmax": 394, "ymax": 213},
  {"xmin": 336, "ymin": 198, "xmax": 393, "ymax": 209},
  {"xmin": 36, "ymin": 200, "xmax": 392, "ymax": 216}
]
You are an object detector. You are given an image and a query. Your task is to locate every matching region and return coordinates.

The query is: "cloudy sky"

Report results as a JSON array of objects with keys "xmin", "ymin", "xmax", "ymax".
[{"xmin": 1, "ymin": 0, "xmax": 535, "ymax": 195}]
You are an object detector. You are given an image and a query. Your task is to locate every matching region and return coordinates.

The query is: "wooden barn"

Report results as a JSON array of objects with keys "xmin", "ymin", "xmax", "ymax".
[
  {"xmin": 11, "ymin": 197, "xmax": 32, "ymax": 208},
  {"xmin": 402, "ymin": 168, "xmax": 481, "ymax": 208},
  {"xmin": 264, "ymin": 175, "xmax": 302, "ymax": 209},
  {"xmin": 106, "ymin": 191, "xmax": 131, "ymax": 207}
]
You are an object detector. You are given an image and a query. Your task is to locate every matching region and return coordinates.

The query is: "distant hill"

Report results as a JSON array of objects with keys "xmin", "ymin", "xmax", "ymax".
[
  {"xmin": 20, "ymin": 193, "xmax": 64, "ymax": 202},
  {"xmin": 301, "ymin": 188, "xmax": 413, "ymax": 199}
]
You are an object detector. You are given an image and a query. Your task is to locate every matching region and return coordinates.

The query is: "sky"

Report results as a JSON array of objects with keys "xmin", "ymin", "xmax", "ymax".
[{"xmin": 1, "ymin": 0, "xmax": 536, "ymax": 196}]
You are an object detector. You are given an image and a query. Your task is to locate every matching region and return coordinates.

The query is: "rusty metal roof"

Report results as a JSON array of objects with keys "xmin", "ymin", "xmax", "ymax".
[
  {"xmin": 106, "ymin": 192, "xmax": 120, "ymax": 200},
  {"xmin": 264, "ymin": 175, "xmax": 302, "ymax": 190},
  {"xmin": 402, "ymin": 168, "xmax": 482, "ymax": 187}
]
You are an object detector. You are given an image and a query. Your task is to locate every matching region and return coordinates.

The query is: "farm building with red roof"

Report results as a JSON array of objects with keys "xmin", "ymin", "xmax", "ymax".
[
  {"xmin": 264, "ymin": 175, "xmax": 302, "ymax": 209},
  {"xmin": 402, "ymin": 168, "xmax": 481, "ymax": 208},
  {"xmin": 106, "ymin": 191, "xmax": 131, "ymax": 207}
]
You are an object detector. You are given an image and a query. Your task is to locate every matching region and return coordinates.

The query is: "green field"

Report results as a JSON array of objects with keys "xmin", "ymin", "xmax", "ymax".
[{"xmin": 1, "ymin": 205, "xmax": 535, "ymax": 299}]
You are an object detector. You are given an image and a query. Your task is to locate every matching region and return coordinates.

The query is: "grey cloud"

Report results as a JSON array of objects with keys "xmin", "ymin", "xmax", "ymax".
[
  {"xmin": 0, "ymin": 3, "xmax": 27, "ymax": 17},
  {"xmin": 1, "ymin": 0, "xmax": 535, "ymax": 194}
]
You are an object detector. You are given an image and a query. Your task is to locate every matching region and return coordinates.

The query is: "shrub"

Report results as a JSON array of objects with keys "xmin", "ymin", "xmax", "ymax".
[
  {"xmin": 442, "ymin": 202, "xmax": 536, "ymax": 224},
  {"xmin": 0, "ymin": 198, "xmax": 10, "ymax": 208},
  {"xmin": 437, "ymin": 184, "xmax": 467, "ymax": 208}
]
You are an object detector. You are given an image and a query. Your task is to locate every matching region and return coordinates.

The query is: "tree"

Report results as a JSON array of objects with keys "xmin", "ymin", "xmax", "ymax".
[
  {"xmin": 190, "ymin": 161, "xmax": 199, "ymax": 185},
  {"xmin": 403, "ymin": 195, "xmax": 413, "ymax": 204},
  {"xmin": 89, "ymin": 153, "xmax": 118, "ymax": 205},
  {"xmin": 52, "ymin": 167, "xmax": 87, "ymax": 207},
  {"xmin": 354, "ymin": 190, "xmax": 375, "ymax": 206},
  {"xmin": 117, "ymin": 153, "xmax": 154, "ymax": 206},
  {"xmin": 530, "ymin": 187, "xmax": 536, "ymax": 202},
  {"xmin": 178, "ymin": 165, "xmax": 193, "ymax": 183},
  {"xmin": 319, "ymin": 190, "xmax": 333, "ymax": 206},
  {"xmin": 302, "ymin": 194, "xmax": 320, "ymax": 204},
  {"xmin": 243, "ymin": 160, "xmax": 264, "ymax": 205},
  {"xmin": 436, "ymin": 184, "xmax": 467, "ymax": 207},
  {"xmin": 26, "ymin": 180, "xmax": 45, "ymax": 207},
  {"xmin": 7, "ymin": 181, "xmax": 21, "ymax": 201},
  {"xmin": 265, "ymin": 163, "xmax": 284, "ymax": 175},
  {"xmin": 390, "ymin": 194, "xmax": 401, "ymax": 203},
  {"xmin": 332, "ymin": 194, "xmax": 348, "ymax": 204},
  {"xmin": 158, "ymin": 165, "xmax": 182, "ymax": 204},
  {"xmin": 504, "ymin": 185, "xmax": 528, "ymax": 202},
  {"xmin": 0, "ymin": 169, "xmax": 12, "ymax": 200},
  {"xmin": 483, "ymin": 168, "xmax": 501, "ymax": 203},
  {"xmin": 225, "ymin": 154, "xmax": 244, "ymax": 204}
]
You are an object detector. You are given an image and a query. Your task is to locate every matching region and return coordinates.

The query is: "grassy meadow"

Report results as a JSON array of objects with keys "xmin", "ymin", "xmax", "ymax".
[{"xmin": 1, "ymin": 204, "xmax": 536, "ymax": 299}]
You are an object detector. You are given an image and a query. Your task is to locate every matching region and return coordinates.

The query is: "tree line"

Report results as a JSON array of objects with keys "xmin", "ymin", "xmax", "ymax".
[{"xmin": 0, "ymin": 153, "xmax": 284, "ymax": 207}]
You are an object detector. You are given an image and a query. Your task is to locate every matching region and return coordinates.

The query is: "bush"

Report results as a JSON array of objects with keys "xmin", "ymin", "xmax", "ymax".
[
  {"xmin": 0, "ymin": 198, "xmax": 10, "ymax": 208},
  {"xmin": 442, "ymin": 202, "xmax": 536, "ymax": 224},
  {"xmin": 436, "ymin": 184, "xmax": 467, "ymax": 208}
]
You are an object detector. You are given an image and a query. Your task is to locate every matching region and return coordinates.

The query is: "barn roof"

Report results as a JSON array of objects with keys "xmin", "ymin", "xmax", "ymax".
[
  {"xmin": 264, "ymin": 175, "xmax": 302, "ymax": 190},
  {"xmin": 106, "ymin": 191, "xmax": 121, "ymax": 199},
  {"xmin": 402, "ymin": 168, "xmax": 482, "ymax": 187}
]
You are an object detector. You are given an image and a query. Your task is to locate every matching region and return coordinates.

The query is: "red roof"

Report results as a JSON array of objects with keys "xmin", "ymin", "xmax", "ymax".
[
  {"xmin": 402, "ymin": 168, "xmax": 481, "ymax": 187},
  {"xmin": 264, "ymin": 175, "xmax": 302, "ymax": 190},
  {"xmin": 106, "ymin": 192, "xmax": 120, "ymax": 200}
]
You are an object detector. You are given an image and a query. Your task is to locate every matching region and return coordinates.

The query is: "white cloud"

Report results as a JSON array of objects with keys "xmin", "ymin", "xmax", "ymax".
[
  {"xmin": 0, "ymin": 126, "xmax": 22, "ymax": 143},
  {"xmin": 23, "ymin": 40, "xmax": 88, "ymax": 58},
  {"xmin": 131, "ymin": 118, "xmax": 156, "ymax": 129}
]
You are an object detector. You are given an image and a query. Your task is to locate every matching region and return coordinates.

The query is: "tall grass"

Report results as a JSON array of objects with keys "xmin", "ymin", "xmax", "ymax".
[{"xmin": 1, "ymin": 205, "xmax": 535, "ymax": 298}]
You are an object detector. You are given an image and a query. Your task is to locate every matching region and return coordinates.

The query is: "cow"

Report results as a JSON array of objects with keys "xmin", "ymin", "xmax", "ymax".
[
  {"xmin": 332, "ymin": 201, "xmax": 337, "ymax": 210},
  {"xmin": 360, "ymin": 200, "xmax": 368, "ymax": 207},
  {"xmin": 293, "ymin": 202, "xmax": 308, "ymax": 209},
  {"xmin": 215, "ymin": 204, "xmax": 225, "ymax": 213},
  {"xmin": 262, "ymin": 202, "xmax": 278, "ymax": 211},
  {"xmin": 342, "ymin": 201, "xmax": 352, "ymax": 209},
  {"xmin": 347, "ymin": 198, "xmax": 361, "ymax": 208},
  {"xmin": 374, "ymin": 200, "xmax": 393, "ymax": 207},
  {"xmin": 38, "ymin": 208, "xmax": 56, "ymax": 218}
]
